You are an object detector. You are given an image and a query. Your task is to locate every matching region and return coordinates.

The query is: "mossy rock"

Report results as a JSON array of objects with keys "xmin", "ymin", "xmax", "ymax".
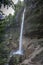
[{"xmin": 9, "ymin": 54, "xmax": 25, "ymax": 65}]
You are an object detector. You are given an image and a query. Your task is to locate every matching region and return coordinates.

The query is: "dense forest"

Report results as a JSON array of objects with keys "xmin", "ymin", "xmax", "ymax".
[{"xmin": 0, "ymin": 0, "xmax": 43, "ymax": 65}]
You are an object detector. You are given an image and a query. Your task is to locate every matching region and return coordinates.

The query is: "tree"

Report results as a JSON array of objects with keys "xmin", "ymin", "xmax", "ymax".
[{"xmin": 0, "ymin": 14, "xmax": 14, "ymax": 65}]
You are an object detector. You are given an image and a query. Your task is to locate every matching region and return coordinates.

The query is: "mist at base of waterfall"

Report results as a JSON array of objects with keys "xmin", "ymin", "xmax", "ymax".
[
  {"xmin": 10, "ymin": 49, "xmax": 24, "ymax": 57},
  {"xmin": 13, "ymin": 50, "xmax": 23, "ymax": 55}
]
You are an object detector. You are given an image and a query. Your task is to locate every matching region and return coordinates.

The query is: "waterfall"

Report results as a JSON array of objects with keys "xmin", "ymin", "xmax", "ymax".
[
  {"xmin": 12, "ymin": 8, "xmax": 26, "ymax": 55},
  {"xmin": 19, "ymin": 8, "xmax": 25, "ymax": 52},
  {"xmin": 8, "ymin": 8, "xmax": 26, "ymax": 59}
]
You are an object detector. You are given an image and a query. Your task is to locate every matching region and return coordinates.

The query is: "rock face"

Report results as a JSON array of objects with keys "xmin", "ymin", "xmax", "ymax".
[
  {"xmin": 24, "ymin": 0, "xmax": 43, "ymax": 38},
  {"xmin": 20, "ymin": 0, "xmax": 43, "ymax": 65}
]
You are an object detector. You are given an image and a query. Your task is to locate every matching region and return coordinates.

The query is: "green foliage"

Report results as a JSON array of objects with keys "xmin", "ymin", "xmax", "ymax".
[
  {"xmin": 9, "ymin": 55, "xmax": 23, "ymax": 65},
  {"xmin": 0, "ymin": 0, "xmax": 23, "ymax": 65},
  {"xmin": 0, "ymin": 14, "xmax": 13, "ymax": 65},
  {"xmin": 14, "ymin": 56, "xmax": 19, "ymax": 65}
]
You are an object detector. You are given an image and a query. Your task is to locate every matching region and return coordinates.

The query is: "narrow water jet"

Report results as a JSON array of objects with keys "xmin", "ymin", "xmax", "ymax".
[{"xmin": 19, "ymin": 8, "xmax": 25, "ymax": 52}]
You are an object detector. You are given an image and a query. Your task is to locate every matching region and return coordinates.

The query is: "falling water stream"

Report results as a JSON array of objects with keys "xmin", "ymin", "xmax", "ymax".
[
  {"xmin": 9, "ymin": 8, "xmax": 26, "ymax": 58},
  {"xmin": 12, "ymin": 8, "xmax": 25, "ymax": 55},
  {"xmin": 19, "ymin": 8, "xmax": 25, "ymax": 52}
]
